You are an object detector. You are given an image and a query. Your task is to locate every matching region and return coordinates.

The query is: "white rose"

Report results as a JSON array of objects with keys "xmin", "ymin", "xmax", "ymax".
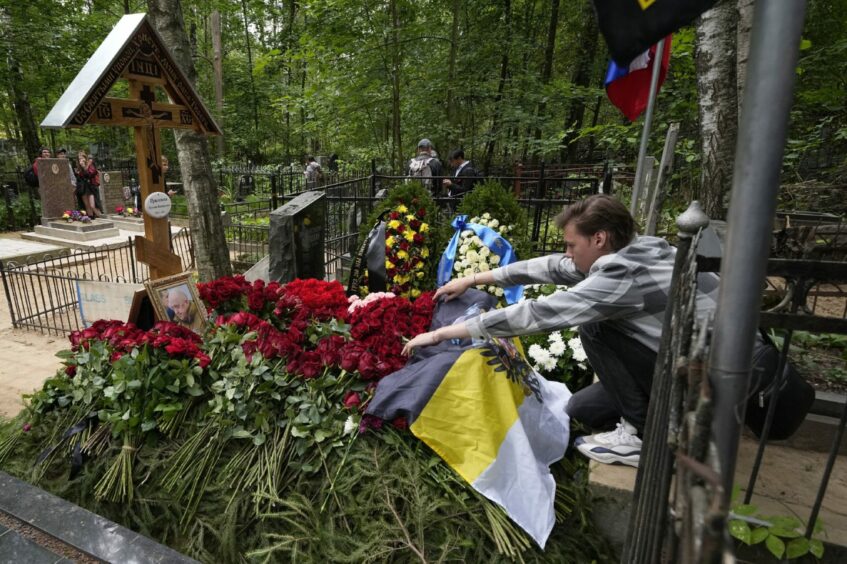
[
  {"xmin": 490, "ymin": 255, "xmax": 501, "ymax": 265},
  {"xmin": 482, "ymin": 212, "xmax": 491, "ymax": 219},
  {"xmin": 494, "ymin": 287, "xmax": 504, "ymax": 297},
  {"xmin": 489, "ymin": 219, "xmax": 499, "ymax": 229},
  {"xmin": 463, "ymin": 268, "xmax": 474, "ymax": 278},
  {"xmin": 479, "ymin": 246, "xmax": 490, "ymax": 257},
  {"xmin": 472, "ymin": 236, "xmax": 483, "ymax": 246},
  {"xmin": 478, "ymin": 263, "xmax": 490, "ymax": 272},
  {"xmin": 466, "ymin": 250, "xmax": 479, "ymax": 262},
  {"xmin": 461, "ymin": 230, "xmax": 473, "ymax": 238}
]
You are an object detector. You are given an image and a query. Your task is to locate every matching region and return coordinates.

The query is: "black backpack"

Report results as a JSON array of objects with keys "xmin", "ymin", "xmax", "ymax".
[
  {"xmin": 745, "ymin": 332, "xmax": 815, "ymax": 441},
  {"xmin": 23, "ymin": 166, "xmax": 38, "ymax": 187}
]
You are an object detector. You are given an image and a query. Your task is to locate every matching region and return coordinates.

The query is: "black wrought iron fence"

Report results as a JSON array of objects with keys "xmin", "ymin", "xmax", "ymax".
[
  {"xmin": 1, "ymin": 229, "xmax": 194, "ymax": 335},
  {"xmin": 624, "ymin": 203, "xmax": 847, "ymax": 563}
]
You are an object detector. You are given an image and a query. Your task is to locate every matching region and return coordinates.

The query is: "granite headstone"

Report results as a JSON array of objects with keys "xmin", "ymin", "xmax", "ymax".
[
  {"xmin": 36, "ymin": 158, "xmax": 77, "ymax": 221},
  {"xmin": 269, "ymin": 191, "xmax": 326, "ymax": 283},
  {"xmin": 99, "ymin": 170, "xmax": 126, "ymax": 214}
]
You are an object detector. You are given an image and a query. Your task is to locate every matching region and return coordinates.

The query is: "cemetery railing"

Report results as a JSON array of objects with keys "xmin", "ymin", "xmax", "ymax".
[
  {"xmin": 623, "ymin": 203, "xmax": 847, "ymax": 563},
  {"xmin": 0, "ymin": 229, "xmax": 194, "ymax": 335}
]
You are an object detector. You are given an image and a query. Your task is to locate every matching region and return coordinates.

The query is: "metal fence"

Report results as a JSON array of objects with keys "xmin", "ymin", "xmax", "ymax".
[
  {"xmin": 624, "ymin": 204, "xmax": 847, "ymax": 563},
  {"xmin": 1, "ymin": 229, "xmax": 194, "ymax": 335}
]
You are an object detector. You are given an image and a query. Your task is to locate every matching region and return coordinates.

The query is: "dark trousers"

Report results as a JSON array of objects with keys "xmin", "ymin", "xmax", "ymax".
[{"xmin": 566, "ymin": 322, "xmax": 657, "ymax": 434}]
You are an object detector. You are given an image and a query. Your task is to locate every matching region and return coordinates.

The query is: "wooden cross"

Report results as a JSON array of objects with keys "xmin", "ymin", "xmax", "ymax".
[{"xmin": 40, "ymin": 14, "xmax": 221, "ymax": 280}]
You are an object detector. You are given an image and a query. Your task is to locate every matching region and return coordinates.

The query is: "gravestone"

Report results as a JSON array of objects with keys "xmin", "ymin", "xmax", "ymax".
[
  {"xmin": 269, "ymin": 191, "xmax": 325, "ymax": 283},
  {"xmin": 99, "ymin": 170, "xmax": 126, "ymax": 214},
  {"xmin": 36, "ymin": 158, "xmax": 77, "ymax": 221}
]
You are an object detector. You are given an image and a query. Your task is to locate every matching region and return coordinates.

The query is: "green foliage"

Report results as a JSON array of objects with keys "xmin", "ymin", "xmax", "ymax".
[
  {"xmin": 729, "ymin": 499, "xmax": 825, "ymax": 562},
  {"xmin": 457, "ymin": 179, "xmax": 532, "ymax": 259}
]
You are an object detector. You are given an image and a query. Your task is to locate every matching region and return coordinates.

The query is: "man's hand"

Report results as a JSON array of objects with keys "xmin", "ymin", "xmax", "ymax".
[
  {"xmin": 402, "ymin": 331, "xmax": 440, "ymax": 356},
  {"xmin": 435, "ymin": 276, "xmax": 474, "ymax": 302},
  {"xmin": 443, "ymin": 178, "xmax": 452, "ymax": 187}
]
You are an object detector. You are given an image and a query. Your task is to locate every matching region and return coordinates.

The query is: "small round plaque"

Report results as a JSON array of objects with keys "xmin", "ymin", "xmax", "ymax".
[
  {"xmin": 144, "ymin": 192, "xmax": 172, "ymax": 219},
  {"xmin": 103, "ymin": 173, "xmax": 111, "ymax": 183},
  {"xmin": 51, "ymin": 163, "xmax": 59, "ymax": 174}
]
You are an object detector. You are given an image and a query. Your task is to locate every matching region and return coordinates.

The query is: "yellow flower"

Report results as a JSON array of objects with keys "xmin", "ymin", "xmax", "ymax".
[
  {"xmin": 385, "ymin": 260, "xmax": 395, "ymax": 270},
  {"xmin": 62, "ymin": 213, "xmax": 70, "ymax": 219},
  {"xmin": 421, "ymin": 248, "xmax": 430, "ymax": 258},
  {"xmin": 403, "ymin": 230, "xmax": 415, "ymax": 242},
  {"xmin": 385, "ymin": 236, "xmax": 395, "ymax": 247},
  {"xmin": 388, "ymin": 220, "xmax": 401, "ymax": 229},
  {"xmin": 416, "ymin": 271, "xmax": 424, "ymax": 279},
  {"xmin": 397, "ymin": 250, "xmax": 409, "ymax": 260},
  {"xmin": 411, "ymin": 289, "xmax": 422, "ymax": 298},
  {"xmin": 127, "ymin": 207, "xmax": 134, "ymax": 214},
  {"xmin": 420, "ymin": 223, "xmax": 430, "ymax": 233},
  {"xmin": 396, "ymin": 204, "xmax": 408, "ymax": 213},
  {"xmin": 405, "ymin": 214, "xmax": 416, "ymax": 222},
  {"xmin": 414, "ymin": 261, "xmax": 424, "ymax": 270}
]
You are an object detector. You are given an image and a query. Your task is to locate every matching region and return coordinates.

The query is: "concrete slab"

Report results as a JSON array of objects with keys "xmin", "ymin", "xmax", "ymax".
[
  {"xmin": 32, "ymin": 224, "xmax": 121, "ymax": 242},
  {"xmin": 588, "ymin": 436, "xmax": 847, "ymax": 556},
  {"xmin": 0, "ymin": 239, "xmax": 68, "ymax": 264},
  {"xmin": 20, "ymin": 226, "xmax": 183, "ymax": 251}
]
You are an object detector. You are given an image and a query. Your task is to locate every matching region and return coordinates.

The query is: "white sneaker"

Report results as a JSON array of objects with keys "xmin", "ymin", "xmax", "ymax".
[{"xmin": 575, "ymin": 418, "xmax": 641, "ymax": 467}]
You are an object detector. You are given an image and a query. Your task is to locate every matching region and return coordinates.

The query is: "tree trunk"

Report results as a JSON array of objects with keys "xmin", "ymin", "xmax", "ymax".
[
  {"xmin": 483, "ymin": 0, "xmax": 512, "ymax": 173},
  {"xmin": 389, "ymin": 0, "xmax": 402, "ymax": 171},
  {"xmin": 147, "ymin": 0, "xmax": 232, "ymax": 281},
  {"xmin": 211, "ymin": 10, "xmax": 225, "ymax": 158},
  {"xmin": 532, "ymin": 0, "xmax": 560, "ymax": 159},
  {"xmin": 695, "ymin": 0, "xmax": 738, "ymax": 219},
  {"xmin": 736, "ymin": 0, "xmax": 755, "ymax": 116},
  {"xmin": 240, "ymin": 0, "xmax": 260, "ymax": 158},
  {"xmin": 445, "ymin": 0, "xmax": 461, "ymax": 146},
  {"xmin": 6, "ymin": 54, "xmax": 40, "ymax": 160},
  {"xmin": 562, "ymin": 2, "xmax": 599, "ymax": 163}
]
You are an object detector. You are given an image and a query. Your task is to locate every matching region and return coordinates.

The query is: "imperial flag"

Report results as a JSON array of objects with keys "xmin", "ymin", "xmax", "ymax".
[{"xmin": 592, "ymin": 0, "xmax": 717, "ymax": 65}]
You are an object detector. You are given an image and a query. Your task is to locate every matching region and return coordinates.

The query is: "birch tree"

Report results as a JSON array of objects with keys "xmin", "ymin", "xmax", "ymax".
[
  {"xmin": 696, "ymin": 0, "xmax": 738, "ymax": 219},
  {"xmin": 147, "ymin": 0, "xmax": 232, "ymax": 281}
]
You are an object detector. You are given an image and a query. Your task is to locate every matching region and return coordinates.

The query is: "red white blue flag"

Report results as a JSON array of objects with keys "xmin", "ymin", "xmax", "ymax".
[{"xmin": 604, "ymin": 36, "xmax": 672, "ymax": 122}]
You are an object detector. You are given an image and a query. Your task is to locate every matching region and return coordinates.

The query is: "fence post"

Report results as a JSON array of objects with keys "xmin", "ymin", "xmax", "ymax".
[
  {"xmin": 0, "ymin": 261, "xmax": 17, "ymax": 328},
  {"xmin": 3, "ymin": 180, "xmax": 15, "ymax": 231},
  {"xmin": 622, "ymin": 202, "xmax": 709, "ymax": 564},
  {"xmin": 370, "ymin": 159, "xmax": 378, "ymax": 197},
  {"xmin": 530, "ymin": 162, "xmax": 545, "ymax": 244},
  {"xmin": 22, "ymin": 168, "xmax": 37, "ymax": 228},
  {"xmin": 271, "ymin": 173, "xmax": 278, "ymax": 210},
  {"xmin": 708, "ymin": 0, "xmax": 807, "ymax": 508},
  {"xmin": 128, "ymin": 236, "xmax": 138, "ymax": 283}
]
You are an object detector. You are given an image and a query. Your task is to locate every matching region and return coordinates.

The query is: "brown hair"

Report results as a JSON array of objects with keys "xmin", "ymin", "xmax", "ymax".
[{"xmin": 554, "ymin": 194, "xmax": 636, "ymax": 251}]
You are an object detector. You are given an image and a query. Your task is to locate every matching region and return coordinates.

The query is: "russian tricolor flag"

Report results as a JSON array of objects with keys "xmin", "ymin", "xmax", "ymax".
[{"xmin": 604, "ymin": 36, "xmax": 672, "ymax": 122}]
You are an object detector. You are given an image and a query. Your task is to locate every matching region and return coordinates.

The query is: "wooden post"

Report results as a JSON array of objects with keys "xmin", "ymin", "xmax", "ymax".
[{"xmin": 129, "ymin": 80, "xmax": 182, "ymax": 279}]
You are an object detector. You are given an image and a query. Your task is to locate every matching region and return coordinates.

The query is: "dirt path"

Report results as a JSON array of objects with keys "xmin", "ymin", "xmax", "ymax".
[{"xmin": 0, "ymin": 303, "xmax": 67, "ymax": 419}]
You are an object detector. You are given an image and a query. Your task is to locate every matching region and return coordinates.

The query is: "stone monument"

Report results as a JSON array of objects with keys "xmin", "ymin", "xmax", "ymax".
[
  {"xmin": 36, "ymin": 158, "xmax": 77, "ymax": 221},
  {"xmin": 99, "ymin": 170, "xmax": 126, "ymax": 214},
  {"xmin": 269, "ymin": 191, "xmax": 326, "ymax": 283}
]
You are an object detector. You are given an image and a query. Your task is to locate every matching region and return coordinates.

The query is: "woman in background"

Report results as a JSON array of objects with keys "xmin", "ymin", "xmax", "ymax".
[{"xmin": 75, "ymin": 151, "xmax": 102, "ymax": 219}]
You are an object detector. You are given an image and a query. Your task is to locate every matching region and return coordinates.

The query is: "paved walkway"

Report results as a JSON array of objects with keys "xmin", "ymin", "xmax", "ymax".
[{"xmin": 0, "ymin": 237, "xmax": 65, "ymax": 264}]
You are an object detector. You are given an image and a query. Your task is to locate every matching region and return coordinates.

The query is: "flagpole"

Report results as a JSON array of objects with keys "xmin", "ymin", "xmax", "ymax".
[{"xmin": 630, "ymin": 38, "xmax": 665, "ymax": 219}]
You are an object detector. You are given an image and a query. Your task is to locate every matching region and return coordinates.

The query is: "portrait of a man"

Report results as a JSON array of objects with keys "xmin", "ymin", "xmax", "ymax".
[{"xmin": 158, "ymin": 283, "xmax": 205, "ymax": 333}]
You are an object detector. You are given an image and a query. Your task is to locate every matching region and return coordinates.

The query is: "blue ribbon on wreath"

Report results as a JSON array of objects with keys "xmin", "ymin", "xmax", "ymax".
[{"xmin": 437, "ymin": 215, "xmax": 523, "ymax": 304}]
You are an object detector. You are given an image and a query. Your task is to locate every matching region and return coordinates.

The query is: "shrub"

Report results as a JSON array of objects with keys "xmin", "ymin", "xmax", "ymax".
[{"xmin": 457, "ymin": 180, "xmax": 532, "ymax": 259}]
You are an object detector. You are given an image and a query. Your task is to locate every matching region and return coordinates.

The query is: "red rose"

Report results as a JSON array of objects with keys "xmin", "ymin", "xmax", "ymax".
[
  {"xmin": 65, "ymin": 365, "xmax": 76, "ymax": 377},
  {"xmin": 391, "ymin": 417, "xmax": 408, "ymax": 430},
  {"xmin": 110, "ymin": 351, "xmax": 123, "ymax": 363},
  {"xmin": 343, "ymin": 391, "xmax": 361, "ymax": 409}
]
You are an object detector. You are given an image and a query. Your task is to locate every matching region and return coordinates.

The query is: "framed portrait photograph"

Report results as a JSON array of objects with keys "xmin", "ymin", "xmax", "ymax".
[{"xmin": 144, "ymin": 272, "xmax": 207, "ymax": 334}]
